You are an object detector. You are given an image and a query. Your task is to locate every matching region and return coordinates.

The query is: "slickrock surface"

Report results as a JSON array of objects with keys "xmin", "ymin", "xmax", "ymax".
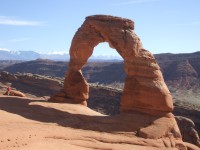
[
  {"xmin": 1, "ymin": 95, "xmax": 199, "ymax": 150},
  {"xmin": 50, "ymin": 15, "xmax": 173, "ymax": 115}
]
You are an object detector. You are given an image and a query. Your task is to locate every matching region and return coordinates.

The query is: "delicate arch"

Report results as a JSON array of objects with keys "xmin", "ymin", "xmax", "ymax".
[{"xmin": 51, "ymin": 15, "xmax": 173, "ymax": 115}]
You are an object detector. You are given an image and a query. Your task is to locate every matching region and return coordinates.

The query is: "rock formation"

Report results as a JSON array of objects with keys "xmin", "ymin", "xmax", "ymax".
[
  {"xmin": 49, "ymin": 15, "xmax": 189, "ymax": 146},
  {"xmin": 50, "ymin": 15, "xmax": 173, "ymax": 116},
  {"xmin": 176, "ymin": 116, "xmax": 200, "ymax": 147},
  {"xmin": 3, "ymin": 90, "xmax": 26, "ymax": 97}
]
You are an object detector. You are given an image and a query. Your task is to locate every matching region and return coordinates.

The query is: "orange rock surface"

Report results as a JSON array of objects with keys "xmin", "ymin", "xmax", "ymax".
[
  {"xmin": 1, "ymin": 96, "xmax": 199, "ymax": 150},
  {"xmin": 50, "ymin": 15, "xmax": 173, "ymax": 115}
]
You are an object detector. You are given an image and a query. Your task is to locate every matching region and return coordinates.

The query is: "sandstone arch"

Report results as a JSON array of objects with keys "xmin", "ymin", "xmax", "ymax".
[{"xmin": 50, "ymin": 15, "xmax": 173, "ymax": 115}]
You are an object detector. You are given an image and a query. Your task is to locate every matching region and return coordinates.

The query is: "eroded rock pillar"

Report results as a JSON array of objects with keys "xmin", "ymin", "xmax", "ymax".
[
  {"xmin": 121, "ymin": 55, "xmax": 173, "ymax": 115},
  {"xmin": 63, "ymin": 70, "xmax": 89, "ymax": 103}
]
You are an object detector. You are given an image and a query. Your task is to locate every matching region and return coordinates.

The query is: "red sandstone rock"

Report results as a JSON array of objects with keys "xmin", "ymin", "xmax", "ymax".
[
  {"xmin": 64, "ymin": 70, "xmax": 89, "ymax": 101},
  {"xmin": 51, "ymin": 15, "xmax": 173, "ymax": 115},
  {"xmin": 48, "ymin": 15, "xmax": 185, "ymax": 143},
  {"xmin": 3, "ymin": 90, "xmax": 26, "ymax": 97}
]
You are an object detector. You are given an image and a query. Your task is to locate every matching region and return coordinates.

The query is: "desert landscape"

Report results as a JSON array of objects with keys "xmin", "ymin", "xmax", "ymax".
[
  {"xmin": 1, "ymin": 0, "xmax": 200, "ymax": 149},
  {"xmin": 0, "ymin": 14, "xmax": 200, "ymax": 150}
]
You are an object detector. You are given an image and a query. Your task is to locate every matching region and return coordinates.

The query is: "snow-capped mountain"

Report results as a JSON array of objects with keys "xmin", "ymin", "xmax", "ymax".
[
  {"xmin": 0, "ymin": 49, "xmax": 122, "ymax": 61},
  {"xmin": 40, "ymin": 51, "xmax": 70, "ymax": 61},
  {"xmin": 90, "ymin": 54, "xmax": 122, "ymax": 60},
  {"xmin": 0, "ymin": 49, "xmax": 40, "ymax": 60},
  {"xmin": 0, "ymin": 48, "xmax": 11, "ymax": 52}
]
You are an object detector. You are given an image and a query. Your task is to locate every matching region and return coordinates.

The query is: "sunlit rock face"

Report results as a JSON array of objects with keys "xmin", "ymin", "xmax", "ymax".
[{"xmin": 51, "ymin": 15, "xmax": 173, "ymax": 115}]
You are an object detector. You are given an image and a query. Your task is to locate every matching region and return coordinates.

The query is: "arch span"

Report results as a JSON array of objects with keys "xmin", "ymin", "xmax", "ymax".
[{"xmin": 50, "ymin": 15, "xmax": 173, "ymax": 115}]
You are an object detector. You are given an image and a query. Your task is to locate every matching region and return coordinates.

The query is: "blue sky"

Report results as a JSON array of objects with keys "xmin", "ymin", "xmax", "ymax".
[{"xmin": 0, "ymin": 0, "xmax": 199, "ymax": 56}]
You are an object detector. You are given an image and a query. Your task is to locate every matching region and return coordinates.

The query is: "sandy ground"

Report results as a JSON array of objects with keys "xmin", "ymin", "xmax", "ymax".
[{"xmin": 0, "ymin": 95, "xmax": 199, "ymax": 150}]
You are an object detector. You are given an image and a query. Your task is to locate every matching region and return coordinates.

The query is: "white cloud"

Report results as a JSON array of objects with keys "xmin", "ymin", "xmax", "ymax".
[
  {"xmin": 115, "ymin": 0, "xmax": 161, "ymax": 6},
  {"xmin": 0, "ymin": 16, "xmax": 46, "ymax": 26}
]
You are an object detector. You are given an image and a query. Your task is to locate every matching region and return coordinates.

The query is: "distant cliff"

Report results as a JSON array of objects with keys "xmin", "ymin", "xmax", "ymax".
[{"xmin": 1, "ymin": 51, "xmax": 200, "ymax": 105}]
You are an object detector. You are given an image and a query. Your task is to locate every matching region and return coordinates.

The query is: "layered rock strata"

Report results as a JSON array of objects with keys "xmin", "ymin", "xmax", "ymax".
[
  {"xmin": 0, "ymin": 71, "xmax": 63, "ymax": 92},
  {"xmin": 50, "ymin": 15, "xmax": 173, "ymax": 115}
]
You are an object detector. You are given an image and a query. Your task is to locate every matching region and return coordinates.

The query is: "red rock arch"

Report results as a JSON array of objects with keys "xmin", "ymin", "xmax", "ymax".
[{"xmin": 51, "ymin": 15, "xmax": 173, "ymax": 115}]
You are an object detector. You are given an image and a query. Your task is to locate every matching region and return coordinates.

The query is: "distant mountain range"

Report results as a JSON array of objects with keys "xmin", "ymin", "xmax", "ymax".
[{"xmin": 0, "ymin": 49, "xmax": 122, "ymax": 61}]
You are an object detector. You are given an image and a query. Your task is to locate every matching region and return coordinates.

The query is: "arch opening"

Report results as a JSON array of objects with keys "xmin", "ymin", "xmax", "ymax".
[
  {"xmin": 89, "ymin": 42, "xmax": 122, "ymax": 60},
  {"xmin": 84, "ymin": 42, "xmax": 124, "ymax": 86},
  {"xmin": 83, "ymin": 42, "xmax": 124, "ymax": 115}
]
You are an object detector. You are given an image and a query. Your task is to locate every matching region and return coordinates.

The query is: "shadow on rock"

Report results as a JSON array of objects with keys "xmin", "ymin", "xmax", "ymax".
[{"xmin": 0, "ymin": 97, "xmax": 167, "ymax": 136}]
